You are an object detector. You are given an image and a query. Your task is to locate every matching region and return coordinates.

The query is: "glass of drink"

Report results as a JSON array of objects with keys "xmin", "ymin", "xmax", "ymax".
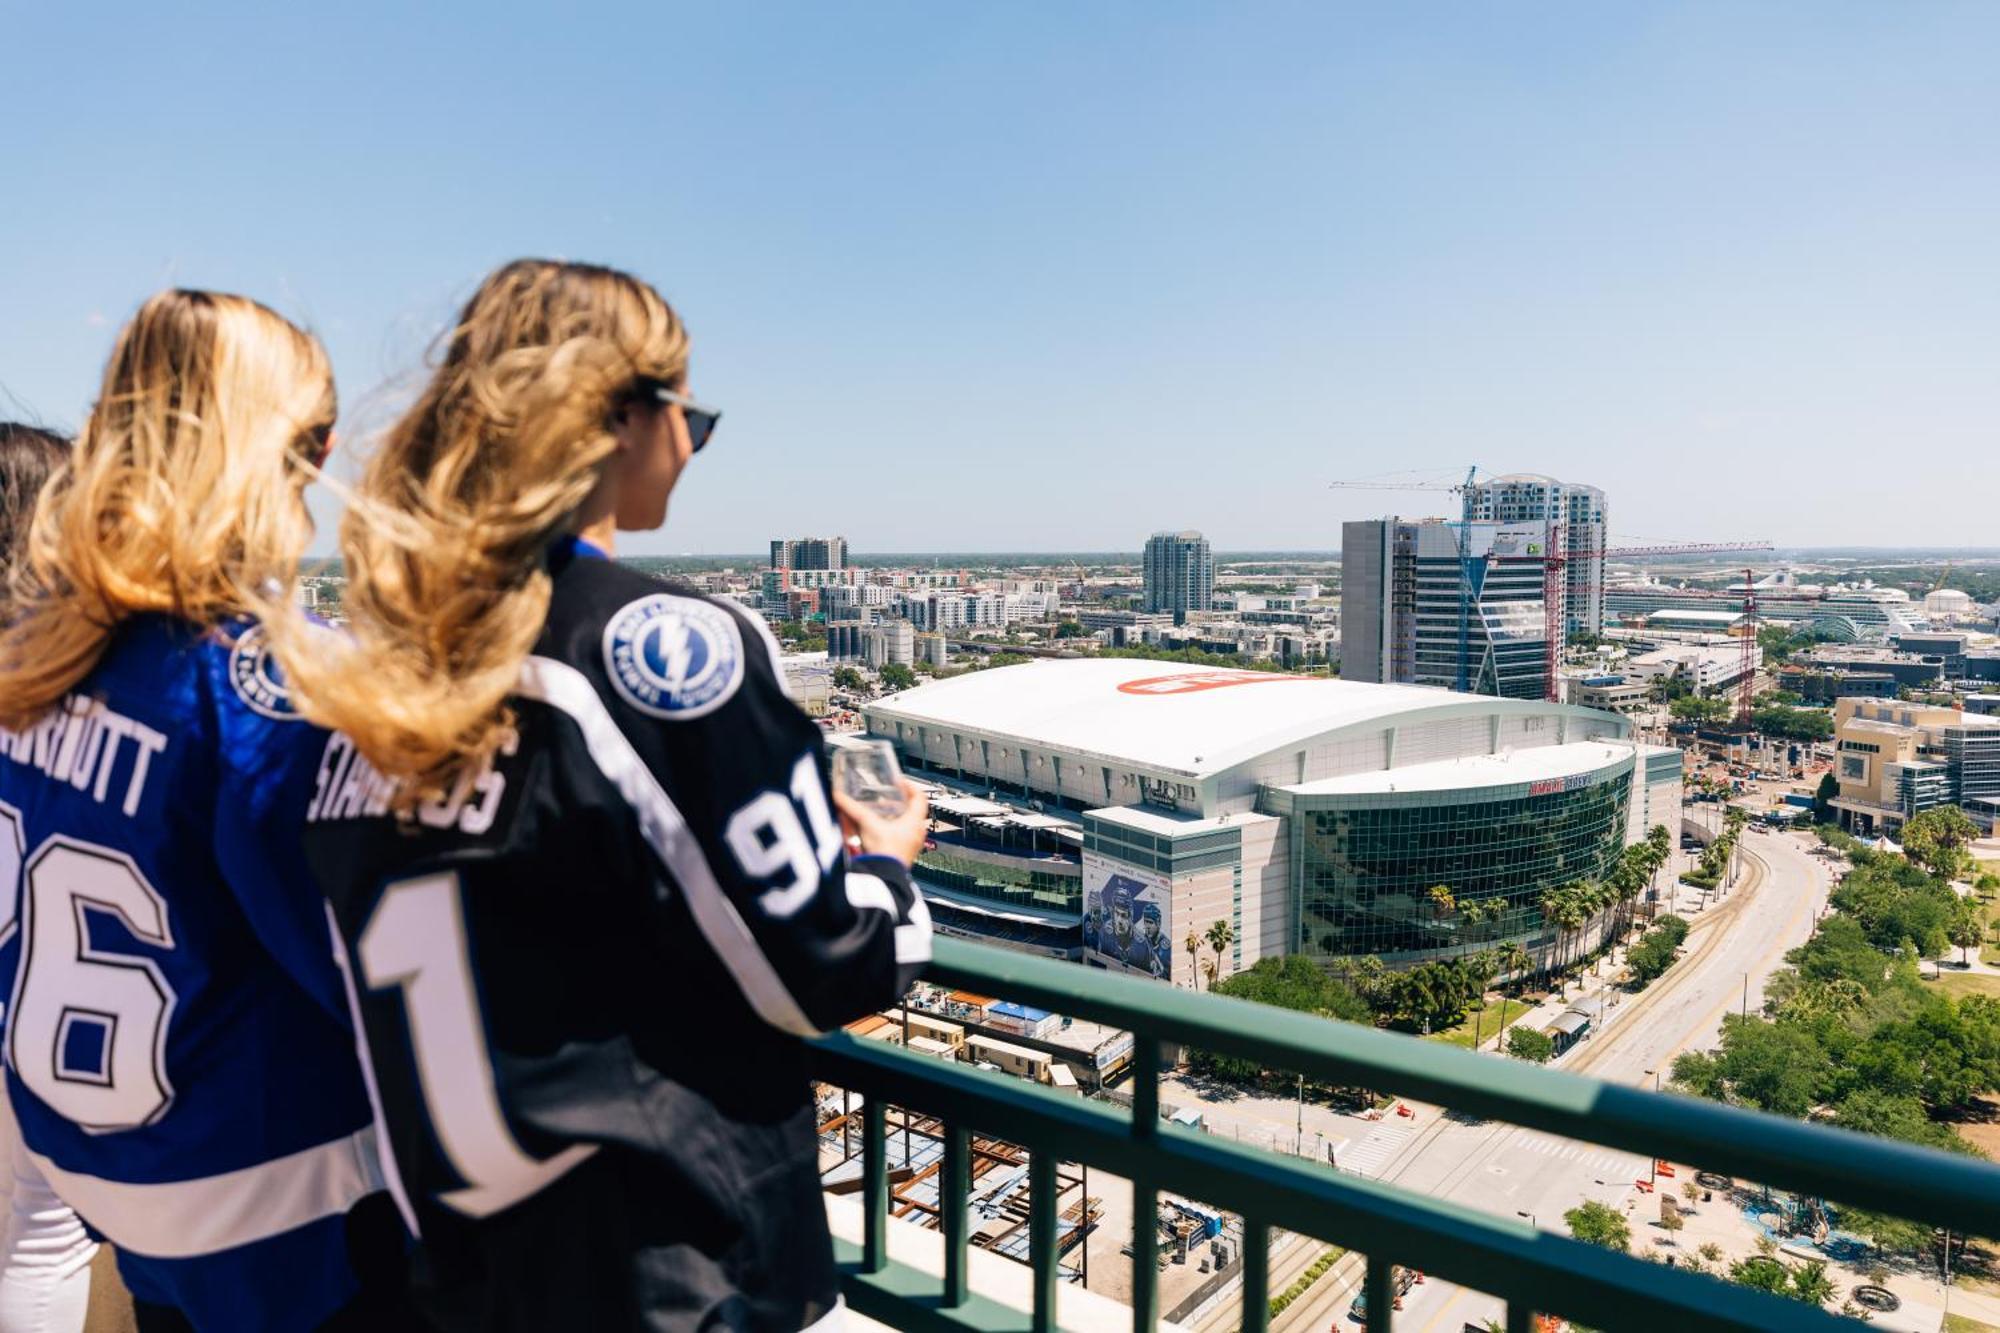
[{"xmin": 831, "ymin": 740, "xmax": 909, "ymax": 818}]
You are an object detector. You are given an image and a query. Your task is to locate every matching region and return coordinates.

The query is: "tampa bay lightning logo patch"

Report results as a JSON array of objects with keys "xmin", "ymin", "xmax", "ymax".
[
  {"xmin": 228, "ymin": 626, "xmax": 297, "ymax": 720},
  {"xmin": 603, "ymin": 594, "xmax": 746, "ymax": 720}
]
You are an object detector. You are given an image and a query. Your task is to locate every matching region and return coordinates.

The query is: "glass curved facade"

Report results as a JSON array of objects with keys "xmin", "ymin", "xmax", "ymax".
[{"xmin": 1270, "ymin": 761, "xmax": 1632, "ymax": 962}]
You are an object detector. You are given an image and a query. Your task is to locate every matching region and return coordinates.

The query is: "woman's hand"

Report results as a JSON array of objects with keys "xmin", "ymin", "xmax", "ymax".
[{"xmin": 832, "ymin": 781, "xmax": 930, "ymax": 867}]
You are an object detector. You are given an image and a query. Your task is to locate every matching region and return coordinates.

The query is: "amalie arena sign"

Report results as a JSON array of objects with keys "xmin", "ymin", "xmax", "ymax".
[
  {"xmin": 1115, "ymin": 670, "xmax": 1312, "ymax": 696},
  {"xmin": 1527, "ymin": 772, "xmax": 1601, "ymax": 798}
]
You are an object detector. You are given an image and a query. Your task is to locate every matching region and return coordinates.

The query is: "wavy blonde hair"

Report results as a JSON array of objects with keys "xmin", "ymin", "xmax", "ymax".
[
  {"xmin": 0, "ymin": 291, "xmax": 332, "ymax": 730},
  {"xmin": 267, "ymin": 259, "xmax": 688, "ymax": 800}
]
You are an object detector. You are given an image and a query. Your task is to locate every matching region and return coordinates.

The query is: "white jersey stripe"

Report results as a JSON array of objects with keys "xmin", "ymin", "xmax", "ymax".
[
  {"xmin": 327, "ymin": 900, "xmax": 423, "ymax": 1239},
  {"xmin": 28, "ymin": 1126, "xmax": 383, "ymax": 1259},
  {"xmin": 515, "ymin": 656, "xmax": 821, "ymax": 1038}
]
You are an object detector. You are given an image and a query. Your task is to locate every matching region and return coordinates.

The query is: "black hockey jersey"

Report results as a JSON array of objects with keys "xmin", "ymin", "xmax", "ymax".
[{"xmin": 303, "ymin": 542, "xmax": 930, "ymax": 1331}]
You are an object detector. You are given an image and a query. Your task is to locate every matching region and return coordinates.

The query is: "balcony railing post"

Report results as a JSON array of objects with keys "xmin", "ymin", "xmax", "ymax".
[
  {"xmin": 1031, "ymin": 1150, "xmax": 1058, "ymax": 1333},
  {"xmin": 1366, "ymin": 1254, "xmax": 1393, "ymax": 1331},
  {"xmin": 1239, "ymin": 1219, "xmax": 1269, "ymax": 1333},
  {"xmin": 1131, "ymin": 1038, "xmax": 1161, "ymax": 1333},
  {"xmin": 863, "ymin": 1100, "xmax": 888, "ymax": 1274},
  {"xmin": 943, "ymin": 1123, "xmax": 970, "ymax": 1307}
]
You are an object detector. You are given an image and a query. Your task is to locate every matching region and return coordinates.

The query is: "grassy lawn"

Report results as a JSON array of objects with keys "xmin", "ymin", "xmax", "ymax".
[
  {"xmin": 1943, "ymin": 1314, "xmax": 2000, "ymax": 1333},
  {"xmin": 1427, "ymin": 998, "xmax": 1531, "ymax": 1050},
  {"xmin": 1928, "ymin": 971, "xmax": 2000, "ymax": 1001}
]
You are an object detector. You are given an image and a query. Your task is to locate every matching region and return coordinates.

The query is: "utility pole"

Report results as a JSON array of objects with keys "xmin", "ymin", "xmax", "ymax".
[
  {"xmin": 1295, "ymin": 1073, "xmax": 1305, "ymax": 1156},
  {"xmin": 1741, "ymin": 973, "xmax": 1749, "ymax": 1019},
  {"xmin": 1644, "ymin": 1069, "xmax": 1661, "ymax": 1184}
]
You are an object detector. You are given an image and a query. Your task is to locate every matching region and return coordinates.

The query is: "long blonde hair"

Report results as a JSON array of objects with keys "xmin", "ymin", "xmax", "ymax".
[
  {"xmin": 268, "ymin": 259, "xmax": 688, "ymax": 800},
  {"xmin": 0, "ymin": 291, "xmax": 333, "ymax": 730}
]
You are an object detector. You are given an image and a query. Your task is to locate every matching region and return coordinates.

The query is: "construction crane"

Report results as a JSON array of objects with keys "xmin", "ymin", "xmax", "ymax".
[
  {"xmin": 1577, "ymin": 540, "xmax": 1774, "ymax": 653},
  {"xmin": 1602, "ymin": 541, "xmax": 1775, "ymax": 560},
  {"xmin": 1325, "ymin": 467, "xmax": 1481, "ymax": 498}
]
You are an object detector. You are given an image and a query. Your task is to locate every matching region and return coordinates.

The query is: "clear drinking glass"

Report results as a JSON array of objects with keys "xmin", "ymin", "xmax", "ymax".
[{"xmin": 831, "ymin": 740, "xmax": 909, "ymax": 817}]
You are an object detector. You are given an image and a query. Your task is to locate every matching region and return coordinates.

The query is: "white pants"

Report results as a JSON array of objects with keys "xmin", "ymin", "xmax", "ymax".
[{"xmin": 0, "ymin": 1093, "xmax": 92, "ymax": 1333}]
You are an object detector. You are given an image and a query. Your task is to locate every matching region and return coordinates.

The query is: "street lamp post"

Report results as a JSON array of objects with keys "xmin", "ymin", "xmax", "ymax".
[{"xmin": 1644, "ymin": 1069, "xmax": 1662, "ymax": 1184}]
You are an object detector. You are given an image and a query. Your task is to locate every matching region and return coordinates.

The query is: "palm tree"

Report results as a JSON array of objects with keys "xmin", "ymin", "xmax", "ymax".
[
  {"xmin": 1645, "ymin": 824, "xmax": 1672, "ymax": 920},
  {"xmin": 1537, "ymin": 888, "xmax": 1564, "ymax": 991},
  {"xmin": 1428, "ymin": 883, "xmax": 1456, "ymax": 923},
  {"xmin": 1205, "ymin": 919, "xmax": 1235, "ymax": 985},
  {"xmin": 1349, "ymin": 955, "xmax": 1387, "ymax": 1012},
  {"xmin": 1184, "ymin": 930, "xmax": 1203, "ymax": 989},
  {"xmin": 1457, "ymin": 897, "xmax": 1486, "ymax": 944},
  {"xmin": 1491, "ymin": 940, "xmax": 1531, "ymax": 1050},
  {"xmin": 1554, "ymin": 880, "xmax": 1594, "ymax": 991}
]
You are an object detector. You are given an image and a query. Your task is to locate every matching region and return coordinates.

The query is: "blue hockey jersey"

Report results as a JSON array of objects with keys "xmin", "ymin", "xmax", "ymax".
[{"xmin": 0, "ymin": 615, "xmax": 383, "ymax": 1331}]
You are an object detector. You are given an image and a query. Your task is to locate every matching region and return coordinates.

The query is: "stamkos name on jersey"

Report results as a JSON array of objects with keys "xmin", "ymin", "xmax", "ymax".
[
  {"xmin": 603, "ymin": 593, "xmax": 745, "ymax": 720},
  {"xmin": 307, "ymin": 731, "xmax": 515, "ymax": 836},
  {"xmin": 0, "ymin": 696, "xmax": 169, "ymax": 817}
]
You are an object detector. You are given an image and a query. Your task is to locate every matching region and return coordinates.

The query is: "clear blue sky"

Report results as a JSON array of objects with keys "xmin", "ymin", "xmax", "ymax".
[{"xmin": 4, "ymin": 4, "xmax": 1996, "ymax": 555}]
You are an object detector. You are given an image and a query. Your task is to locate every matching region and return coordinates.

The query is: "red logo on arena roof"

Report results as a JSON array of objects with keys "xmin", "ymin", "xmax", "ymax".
[{"xmin": 1116, "ymin": 671, "xmax": 1312, "ymax": 696}]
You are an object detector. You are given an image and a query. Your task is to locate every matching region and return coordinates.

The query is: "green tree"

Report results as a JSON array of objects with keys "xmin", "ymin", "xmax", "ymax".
[
  {"xmin": 1787, "ymin": 1260, "xmax": 1837, "ymax": 1307},
  {"xmin": 1902, "ymin": 806, "xmax": 1980, "ymax": 880},
  {"xmin": 1812, "ymin": 772, "xmax": 1839, "ymax": 824},
  {"xmin": 1670, "ymin": 695, "xmax": 1731, "ymax": 724},
  {"xmin": 1728, "ymin": 1256, "xmax": 1790, "ymax": 1296},
  {"xmin": 1053, "ymin": 619, "xmax": 1087, "ymax": 639},
  {"xmin": 1563, "ymin": 1200, "xmax": 1630, "ymax": 1252},
  {"xmin": 1625, "ymin": 916, "xmax": 1689, "ymax": 988},
  {"xmin": 1669, "ymin": 1013, "xmax": 1832, "ymax": 1116},
  {"xmin": 1508, "ymin": 1026, "xmax": 1555, "ymax": 1064},
  {"xmin": 1749, "ymin": 704, "xmax": 1834, "ymax": 742},
  {"xmin": 831, "ymin": 665, "xmax": 865, "ymax": 691},
  {"xmin": 878, "ymin": 662, "xmax": 918, "ymax": 691},
  {"xmin": 1950, "ymin": 901, "xmax": 1985, "ymax": 967},
  {"xmin": 1184, "ymin": 930, "xmax": 1203, "ymax": 990},
  {"xmin": 1193, "ymin": 957, "xmax": 1372, "ymax": 1082}
]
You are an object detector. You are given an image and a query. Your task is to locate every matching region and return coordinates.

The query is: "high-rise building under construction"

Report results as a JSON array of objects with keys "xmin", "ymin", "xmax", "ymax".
[{"xmin": 1461, "ymin": 474, "xmax": 1606, "ymax": 638}]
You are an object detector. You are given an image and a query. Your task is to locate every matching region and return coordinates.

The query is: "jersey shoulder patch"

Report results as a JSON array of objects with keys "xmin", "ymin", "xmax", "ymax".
[
  {"xmin": 601, "ymin": 592, "xmax": 747, "ymax": 721},
  {"xmin": 226, "ymin": 624, "xmax": 298, "ymax": 720}
]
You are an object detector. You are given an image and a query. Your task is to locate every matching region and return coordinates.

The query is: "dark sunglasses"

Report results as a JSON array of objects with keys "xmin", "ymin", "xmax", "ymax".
[
  {"xmin": 302, "ymin": 422, "xmax": 334, "ymax": 469},
  {"xmin": 646, "ymin": 383, "xmax": 722, "ymax": 454}
]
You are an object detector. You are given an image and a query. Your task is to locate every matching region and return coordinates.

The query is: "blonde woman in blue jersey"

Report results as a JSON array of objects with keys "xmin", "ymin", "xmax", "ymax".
[{"xmin": 0, "ymin": 294, "xmax": 409, "ymax": 1331}]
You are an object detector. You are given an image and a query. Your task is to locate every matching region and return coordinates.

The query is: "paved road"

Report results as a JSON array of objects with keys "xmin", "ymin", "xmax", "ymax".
[{"xmin": 1276, "ymin": 827, "xmax": 1838, "ymax": 1332}]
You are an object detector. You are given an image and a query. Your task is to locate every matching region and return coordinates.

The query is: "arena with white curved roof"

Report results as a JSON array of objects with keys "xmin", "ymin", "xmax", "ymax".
[{"xmin": 860, "ymin": 659, "xmax": 1682, "ymax": 981}]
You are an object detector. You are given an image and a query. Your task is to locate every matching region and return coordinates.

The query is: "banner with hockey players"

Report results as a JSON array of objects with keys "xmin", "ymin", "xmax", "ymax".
[{"xmin": 1081, "ymin": 853, "xmax": 1172, "ymax": 980}]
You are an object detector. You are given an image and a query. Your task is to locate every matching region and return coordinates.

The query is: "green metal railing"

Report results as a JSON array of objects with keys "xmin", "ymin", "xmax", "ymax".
[{"xmin": 809, "ymin": 938, "xmax": 2000, "ymax": 1331}]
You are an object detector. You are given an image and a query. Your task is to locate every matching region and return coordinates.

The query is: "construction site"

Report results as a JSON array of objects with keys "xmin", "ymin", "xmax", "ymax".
[{"xmin": 816, "ymin": 1010, "xmax": 1249, "ymax": 1323}]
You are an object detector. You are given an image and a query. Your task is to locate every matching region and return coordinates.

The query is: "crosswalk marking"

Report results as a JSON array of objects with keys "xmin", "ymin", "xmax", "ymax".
[
  {"xmin": 1338, "ymin": 1121, "xmax": 1413, "ymax": 1177},
  {"xmin": 1510, "ymin": 1130, "xmax": 1643, "ymax": 1179}
]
